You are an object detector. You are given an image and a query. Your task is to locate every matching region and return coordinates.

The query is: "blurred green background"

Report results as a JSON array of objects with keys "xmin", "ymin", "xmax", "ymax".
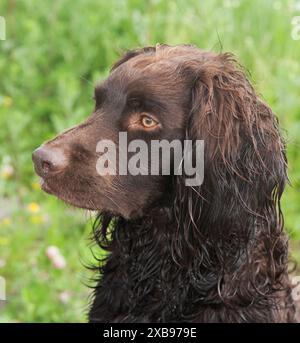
[{"xmin": 0, "ymin": 0, "xmax": 300, "ymax": 322}]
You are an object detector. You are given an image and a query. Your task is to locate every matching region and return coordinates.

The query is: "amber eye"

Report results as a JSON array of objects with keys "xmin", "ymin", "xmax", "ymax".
[{"xmin": 141, "ymin": 115, "xmax": 158, "ymax": 129}]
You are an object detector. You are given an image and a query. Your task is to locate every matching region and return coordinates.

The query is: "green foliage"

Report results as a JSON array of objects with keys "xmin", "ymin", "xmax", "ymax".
[{"xmin": 0, "ymin": 0, "xmax": 299, "ymax": 322}]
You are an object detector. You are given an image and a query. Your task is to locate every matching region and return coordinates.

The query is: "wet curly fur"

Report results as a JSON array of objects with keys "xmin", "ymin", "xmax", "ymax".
[
  {"xmin": 88, "ymin": 45, "xmax": 296, "ymax": 323},
  {"xmin": 33, "ymin": 44, "xmax": 296, "ymax": 322}
]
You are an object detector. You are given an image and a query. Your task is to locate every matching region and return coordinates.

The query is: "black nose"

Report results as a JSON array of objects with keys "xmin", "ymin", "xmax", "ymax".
[{"xmin": 32, "ymin": 145, "xmax": 67, "ymax": 177}]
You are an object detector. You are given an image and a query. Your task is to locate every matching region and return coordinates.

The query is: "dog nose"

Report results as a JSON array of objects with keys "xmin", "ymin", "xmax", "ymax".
[{"xmin": 32, "ymin": 145, "xmax": 67, "ymax": 177}]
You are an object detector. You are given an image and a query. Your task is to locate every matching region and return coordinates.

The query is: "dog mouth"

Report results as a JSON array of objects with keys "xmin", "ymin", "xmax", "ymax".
[
  {"xmin": 38, "ymin": 176, "xmax": 100, "ymax": 211},
  {"xmin": 39, "ymin": 177, "xmax": 54, "ymax": 194}
]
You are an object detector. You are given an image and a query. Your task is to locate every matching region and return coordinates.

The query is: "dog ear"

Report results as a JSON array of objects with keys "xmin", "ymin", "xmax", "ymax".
[
  {"xmin": 171, "ymin": 53, "xmax": 289, "ymax": 305},
  {"xmin": 185, "ymin": 53, "xmax": 287, "ymax": 220}
]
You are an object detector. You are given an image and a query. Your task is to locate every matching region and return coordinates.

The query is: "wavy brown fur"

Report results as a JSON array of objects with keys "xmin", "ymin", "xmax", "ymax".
[
  {"xmin": 32, "ymin": 44, "xmax": 296, "ymax": 322},
  {"xmin": 88, "ymin": 45, "xmax": 296, "ymax": 323}
]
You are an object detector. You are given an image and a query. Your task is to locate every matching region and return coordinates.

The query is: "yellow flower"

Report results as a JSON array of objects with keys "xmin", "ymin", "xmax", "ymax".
[
  {"xmin": 31, "ymin": 181, "xmax": 40, "ymax": 190},
  {"xmin": 2, "ymin": 96, "xmax": 13, "ymax": 107},
  {"xmin": 27, "ymin": 202, "xmax": 40, "ymax": 214}
]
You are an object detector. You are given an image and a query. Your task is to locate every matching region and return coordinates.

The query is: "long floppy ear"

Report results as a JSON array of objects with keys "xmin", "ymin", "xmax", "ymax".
[{"xmin": 172, "ymin": 53, "xmax": 291, "ymax": 311}]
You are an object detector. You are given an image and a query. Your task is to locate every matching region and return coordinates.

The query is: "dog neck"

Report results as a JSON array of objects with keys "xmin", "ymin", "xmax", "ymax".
[{"xmin": 90, "ymin": 202, "xmax": 294, "ymax": 322}]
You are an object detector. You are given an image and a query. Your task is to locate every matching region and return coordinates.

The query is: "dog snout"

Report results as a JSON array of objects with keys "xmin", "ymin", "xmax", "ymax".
[{"xmin": 32, "ymin": 145, "xmax": 68, "ymax": 177}]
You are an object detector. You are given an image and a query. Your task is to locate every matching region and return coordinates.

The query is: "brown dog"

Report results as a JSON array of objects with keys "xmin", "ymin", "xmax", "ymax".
[{"xmin": 33, "ymin": 45, "xmax": 296, "ymax": 322}]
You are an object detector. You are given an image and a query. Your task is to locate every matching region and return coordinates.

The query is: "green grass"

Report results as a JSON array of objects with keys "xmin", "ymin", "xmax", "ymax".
[{"xmin": 0, "ymin": 0, "xmax": 300, "ymax": 322}]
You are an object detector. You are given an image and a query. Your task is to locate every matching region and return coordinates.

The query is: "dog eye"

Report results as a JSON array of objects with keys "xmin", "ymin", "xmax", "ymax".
[{"xmin": 141, "ymin": 115, "xmax": 158, "ymax": 129}]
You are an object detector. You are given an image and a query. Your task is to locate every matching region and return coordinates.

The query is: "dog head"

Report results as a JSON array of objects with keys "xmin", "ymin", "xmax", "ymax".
[{"xmin": 32, "ymin": 44, "xmax": 286, "ymax": 221}]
